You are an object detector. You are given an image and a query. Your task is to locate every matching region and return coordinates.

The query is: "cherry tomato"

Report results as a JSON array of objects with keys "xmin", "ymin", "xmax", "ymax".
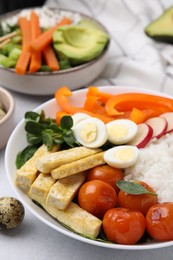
[
  {"xmin": 146, "ymin": 202, "xmax": 173, "ymax": 241},
  {"xmin": 117, "ymin": 181, "xmax": 158, "ymax": 215},
  {"xmin": 87, "ymin": 165, "xmax": 123, "ymax": 193},
  {"xmin": 103, "ymin": 208, "xmax": 146, "ymax": 245},
  {"xmin": 78, "ymin": 180, "xmax": 117, "ymax": 219}
]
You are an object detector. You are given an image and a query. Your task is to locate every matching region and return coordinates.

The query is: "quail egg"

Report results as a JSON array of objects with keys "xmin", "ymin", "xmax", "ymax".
[
  {"xmin": 0, "ymin": 197, "xmax": 25, "ymax": 229},
  {"xmin": 72, "ymin": 117, "xmax": 108, "ymax": 148}
]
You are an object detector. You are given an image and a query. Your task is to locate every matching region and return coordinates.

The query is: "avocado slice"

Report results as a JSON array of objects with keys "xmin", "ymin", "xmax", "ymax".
[
  {"xmin": 145, "ymin": 6, "xmax": 173, "ymax": 43},
  {"xmin": 53, "ymin": 19, "xmax": 109, "ymax": 66}
]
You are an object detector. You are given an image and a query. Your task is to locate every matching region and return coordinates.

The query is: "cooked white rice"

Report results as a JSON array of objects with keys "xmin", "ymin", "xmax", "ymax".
[
  {"xmin": 124, "ymin": 133, "xmax": 173, "ymax": 203},
  {"xmin": 1, "ymin": 6, "xmax": 81, "ymax": 32}
]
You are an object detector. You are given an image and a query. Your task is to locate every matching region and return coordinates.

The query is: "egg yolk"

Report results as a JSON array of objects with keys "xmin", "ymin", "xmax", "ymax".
[
  {"xmin": 79, "ymin": 122, "xmax": 97, "ymax": 143},
  {"xmin": 114, "ymin": 147, "xmax": 135, "ymax": 162},
  {"xmin": 107, "ymin": 125, "xmax": 128, "ymax": 139}
]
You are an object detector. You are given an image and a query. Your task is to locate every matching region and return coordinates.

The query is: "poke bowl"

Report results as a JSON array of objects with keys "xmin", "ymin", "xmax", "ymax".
[
  {"xmin": 0, "ymin": 7, "xmax": 110, "ymax": 95},
  {"xmin": 5, "ymin": 85, "xmax": 173, "ymax": 250}
]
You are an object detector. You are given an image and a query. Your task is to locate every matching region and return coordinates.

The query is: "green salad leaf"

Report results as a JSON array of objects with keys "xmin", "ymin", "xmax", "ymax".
[{"xmin": 15, "ymin": 111, "xmax": 79, "ymax": 169}]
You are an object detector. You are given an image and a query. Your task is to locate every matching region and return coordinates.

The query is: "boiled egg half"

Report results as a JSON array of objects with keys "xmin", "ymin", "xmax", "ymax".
[
  {"xmin": 72, "ymin": 117, "xmax": 108, "ymax": 148},
  {"xmin": 104, "ymin": 145, "xmax": 139, "ymax": 168},
  {"xmin": 106, "ymin": 119, "xmax": 138, "ymax": 145},
  {"xmin": 72, "ymin": 112, "xmax": 91, "ymax": 126}
]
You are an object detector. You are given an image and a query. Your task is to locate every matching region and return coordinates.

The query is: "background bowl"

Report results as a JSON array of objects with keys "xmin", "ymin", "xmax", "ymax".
[
  {"xmin": 0, "ymin": 86, "xmax": 15, "ymax": 149},
  {"xmin": 5, "ymin": 86, "xmax": 173, "ymax": 250},
  {"xmin": 0, "ymin": 8, "xmax": 110, "ymax": 96}
]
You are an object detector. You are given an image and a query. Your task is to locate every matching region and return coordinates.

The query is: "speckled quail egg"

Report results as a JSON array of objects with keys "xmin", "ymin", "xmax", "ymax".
[{"xmin": 0, "ymin": 197, "xmax": 25, "ymax": 229}]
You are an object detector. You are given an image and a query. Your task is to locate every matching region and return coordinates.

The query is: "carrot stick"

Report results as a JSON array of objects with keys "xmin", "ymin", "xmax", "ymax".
[
  {"xmin": 43, "ymin": 45, "xmax": 59, "ymax": 71},
  {"xmin": 15, "ymin": 17, "xmax": 31, "ymax": 74},
  {"xmin": 30, "ymin": 17, "xmax": 72, "ymax": 52},
  {"xmin": 29, "ymin": 11, "xmax": 42, "ymax": 73}
]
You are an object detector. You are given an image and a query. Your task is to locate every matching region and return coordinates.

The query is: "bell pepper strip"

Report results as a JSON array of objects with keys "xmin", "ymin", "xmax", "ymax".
[
  {"xmin": 83, "ymin": 95, "xmax": 106, "ymax": 114},
  {"xmin": 15, "ymin": 17, "xmax": 32, "ymax": 74},
  {"xmin": 130, "ymin": 107, "xmax": 165, "ymax": 124},
  {"xmin": 86, "ymin": 86, "xmax": 114, "ymax": 103},
  {"xmin": 30, "ymin": 17, "xmax": 72, "ymax": 52},
  {"xmin": 55, "ymin": 86, "xmax": 115, "ymax": 123},
  {"xmin": 29, "ymin": 11, "xmax": 42, "ymax": 73},
  {"xmin": 105, "ymin": 93, "xmax": 173, "ymax": 116}
]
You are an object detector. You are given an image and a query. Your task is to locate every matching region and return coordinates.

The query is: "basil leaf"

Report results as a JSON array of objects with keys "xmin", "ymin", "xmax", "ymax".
[
  {"xmin": 116, "ymin": 180, "xmax": 157, "ymax": 196},
  {"xmin": 60, "ymin": 115, "xmax": 73, "ymax": 130}
]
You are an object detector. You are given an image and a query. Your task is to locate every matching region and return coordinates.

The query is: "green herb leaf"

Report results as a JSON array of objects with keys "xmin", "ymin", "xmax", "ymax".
[
  {"xmin": 25, "ymin": 121, "xmax": 46, "ymax": 135},
  {"xmin": 25, "ymin": 111, "xmax": 40, "ymax": 122},
  {"xmin": 60, "ymin": 115, "xmax": 73, "ymax": 130},
  {"xmin": 42, "ymin": 130, "xmax": 54, "ymax": 150},
  {"xmin": 16, "ymin": 144, "xmax": 39, "ymax": 169},
  {"xmin": 116, "ymin": 180, "xmax": 157, "ymax": 196},
  {"xmin": 26, "ymin": 133, "xmax": 42, "ymax": 144}
]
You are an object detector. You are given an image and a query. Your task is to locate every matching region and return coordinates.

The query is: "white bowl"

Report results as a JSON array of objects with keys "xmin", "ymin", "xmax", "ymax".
[
  {"xmin": 0, "ymin": 86, "xmax": 15, "ymax": 149},
  {"xmin": 5, "ymin": 86, "xmax": 173, "ymax": 250},
  {"xmin": 0, "ymin": 8, "xmax": 110, "ymax": 96}
]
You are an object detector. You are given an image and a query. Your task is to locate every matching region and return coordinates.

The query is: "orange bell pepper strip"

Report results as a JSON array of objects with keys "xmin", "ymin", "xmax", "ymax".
[
  {"xmin": 86, "ymin": 86, "xmax": 114, "ymax": 103},
  {"xmin": 105, "ymin": 93, "xmax": 173, "ymax": 116},
  {"xmin": 130, "ymin": 107, "xmax": 165, "ymax": 124},
  {"xmin": 84, "ymin": 95, "xmax": 106, "ymax": 114},
  {"xmin": 55, "ymin": 86, "xmax": 115, "ymax": 123}
]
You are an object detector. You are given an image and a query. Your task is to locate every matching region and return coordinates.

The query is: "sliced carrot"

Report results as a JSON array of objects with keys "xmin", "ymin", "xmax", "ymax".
[
  {"xmin": 30, "ymin": 17, "xmax": 72, "ymax": 52},
  {"xmin": 15, "ymin": 17, "xmax": 31, "ymax": 74},
  {"xmin": 43, "ymin": 45, "xmax": 59, "ymax": 71},
  {"xmin": 105, "ymin": 93, "xmax": 173, "ymax": 116},
  {"xmin": 55, "ymin": 86, "xmax": 115, "ymax": 123},
  {"xmin": 29, "ymin": 11, "xmax": 42, "ymax": 73}
]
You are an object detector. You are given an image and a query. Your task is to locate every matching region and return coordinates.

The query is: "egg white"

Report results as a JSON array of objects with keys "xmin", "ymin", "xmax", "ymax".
[
  {"xmin": 72, "ymin": 117, "xmax": 108, "ymax": 148},
  {"xmin": 106, "ymin": 119, "xmax": 138, "ymax": 145},
  {"xmin": 72, "ymin": 112, "xmax": 91, "ymax": 126},
  {"xmin": 104, "ymin": 145, "xmax": 139, "ymax": 168}
]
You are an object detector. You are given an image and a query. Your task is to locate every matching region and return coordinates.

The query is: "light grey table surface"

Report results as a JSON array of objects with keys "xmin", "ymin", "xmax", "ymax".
[{"xmin": 0, "ymin": 90, "xmax": 173, "ymax": 260}]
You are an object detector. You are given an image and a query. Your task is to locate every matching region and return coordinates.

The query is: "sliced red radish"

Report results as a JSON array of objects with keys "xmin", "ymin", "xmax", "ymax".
[
  {"xmin": 160, "ymin": 112, "xmax": 173, "ymax": 133},
  {"xmin": 145, "ymin": 117, "xmax": 168, "ymax": 139},
  {"xmin": 127, "ymin": 123, "xmax": 153, "ymax": 148}
]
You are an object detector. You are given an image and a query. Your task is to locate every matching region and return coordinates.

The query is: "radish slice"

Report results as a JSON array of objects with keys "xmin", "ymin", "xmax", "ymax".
[
  {"xmin": 160, "ymin": 112, "xmax": 173, "ymax": 133},
  {"xmin": 145, "ymin": 117, "xmax": 168, "ymax": 139},
  {"xmin": 127, "ymin": 123, "xmax": 153, "ymax": 148}
]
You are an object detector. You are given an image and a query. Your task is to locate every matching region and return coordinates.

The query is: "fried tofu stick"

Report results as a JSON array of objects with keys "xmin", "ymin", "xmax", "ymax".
[
  {"xmin": 40, "ymin": 201, "xmax": 102, "ymax": 239},
  {"xmin": 46, "ymin": 171, "xmax": 87, "ymax": 210},
  {"xmin": 51, "ymin": 152, "xmax": 105, "ymax": 179},
  {"xmin": 36, "ymin": 146, "xmax": 101, "ymax": 174},
  {"xmin": 16, "ymin": 145, "xmax": 58, "ymax": 193},
  {"xmin": 29, "ymin": 173, "xmax": 56, "ymax": 205}
]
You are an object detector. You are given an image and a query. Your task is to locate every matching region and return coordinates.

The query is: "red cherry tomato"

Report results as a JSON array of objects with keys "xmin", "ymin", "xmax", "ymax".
[
  {"xmin": 87, "ymin": 165, "xmax": 123, "ymax": 193},
  {"xmin": 103, "ymin": 208, "xmax": 146, "ymax": 245},
  {"xmin": 146, "ymin": 202, "xmax": 173, "ymax": 241},
  {"xmin": 117, "ymin": 181, "xmax": 158, "ymax": 215},
  {"xmin": 78, "ymin": 180, "xmax": 117, "ymax": 219}
]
